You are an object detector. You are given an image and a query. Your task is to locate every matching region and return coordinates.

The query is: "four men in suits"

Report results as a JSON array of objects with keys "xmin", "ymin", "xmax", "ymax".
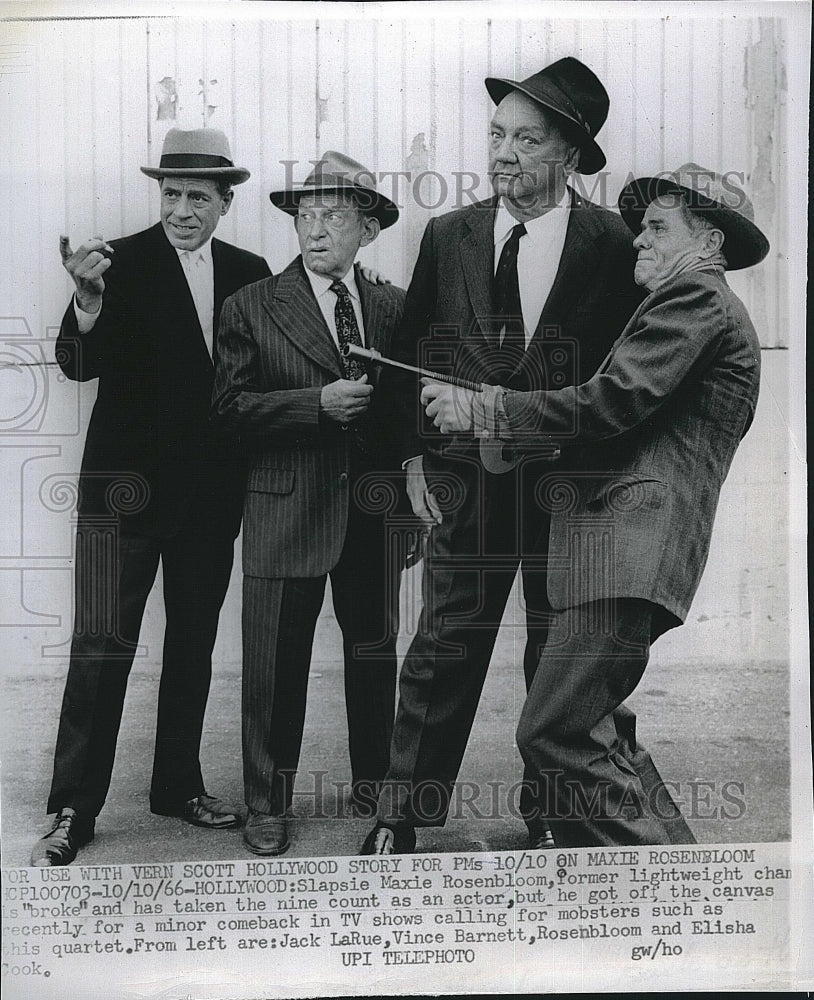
[
  {"xmin": 212, "ymin": 154, "xmax": 406, "ymax": 856},
  {"xmin": 361, "ymin": 57, "xmax": 646, "ymax": 854},
  {"xmin": 419, "ymin": 164, "xmax": 768, "ymax": 846},
  {"xmin": 31, "ymin": 129, "xmax": 271, "ymax": 866}
]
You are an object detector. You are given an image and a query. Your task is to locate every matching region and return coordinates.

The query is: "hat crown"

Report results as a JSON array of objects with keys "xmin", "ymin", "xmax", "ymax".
[
  {"xmin": 530, "ymin": 56, "xmax": 610, "ymax": 138},
  {"xmin": 670, "ymin": 162, "xmax": 756, "ymax": 221},
  {"xmin": 302, "ymin": 151, "xmax": 377, "ymax": 193},
  {"xmin": 159, "ymin": 127, "xmax": 235, "ymax": 163}
]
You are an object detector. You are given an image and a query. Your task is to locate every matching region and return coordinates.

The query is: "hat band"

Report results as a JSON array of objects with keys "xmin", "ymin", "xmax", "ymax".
[{"xmin": 158, "ymin": 153, "xmax": 234, "ymax": 169}]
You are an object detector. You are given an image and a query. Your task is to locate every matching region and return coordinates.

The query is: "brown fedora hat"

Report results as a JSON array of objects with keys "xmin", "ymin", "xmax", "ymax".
[
  {"xmin": 269, "ymin": 151, "xmax": 399, "ymax": 230},
  {"xmin": 618, "ymin": 163, "xmax": 770, "ymax": 270},
  {"xmin": 141, "ymin": 128, "xmax": 250, "ymax": 184},
  {"xmin": 485, "ymin": 56, "xmax": 609, "ymax": 175}
]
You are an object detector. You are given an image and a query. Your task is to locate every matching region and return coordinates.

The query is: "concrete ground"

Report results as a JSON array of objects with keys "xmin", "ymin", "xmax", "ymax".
[{"xmin": 1, "ymin": 578, "xmax": 789, "ymax": 867}]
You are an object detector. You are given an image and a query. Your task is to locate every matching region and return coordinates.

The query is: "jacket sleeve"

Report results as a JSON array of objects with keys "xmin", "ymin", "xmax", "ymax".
[
  {"xmin": 503, "ymin": 275, "xmax": 728, "ymax": 443},
  {"xmin": 379, "ymin": 218, "xmax": 438, "ymax": 465},
  {"xmin": 211, "ymin": 289, "xmax": 323, "ymax": 440},
  {"xmin": 54, "ymin": 253, "xmax": 136, "ymax": 382}
]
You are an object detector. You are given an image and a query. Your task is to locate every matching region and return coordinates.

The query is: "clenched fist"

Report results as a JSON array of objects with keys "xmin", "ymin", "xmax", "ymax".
[
  {"xmin": 320, "ymin": 375, "xmax": 374, "ymax": 424},
  {"xmin": 59, "ymin": 235, "xmax": 114, "ymax": 314}
]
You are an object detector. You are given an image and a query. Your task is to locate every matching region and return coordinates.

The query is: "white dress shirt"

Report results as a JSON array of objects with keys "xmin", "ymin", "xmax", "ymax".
[
  {"xmin": 303, "ymin": 265, "xmax": 366, "ymax": 348},
  {"xmin": 493, "ymin": 187, "xmax": 570, "ymax": 347},
  {"xmin": 74, "ymin": 237, "xmax": 216, "ymax": 358}
]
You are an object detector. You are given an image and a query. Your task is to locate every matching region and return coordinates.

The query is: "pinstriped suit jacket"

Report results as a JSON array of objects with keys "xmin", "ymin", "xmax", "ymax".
[
  {"xmin": 502, "ymin": 269, "xmax": 762, "ymax": 623},
  {"xmin": 212, "ymin": 256, "xmax": 405, "ymax": 578}
]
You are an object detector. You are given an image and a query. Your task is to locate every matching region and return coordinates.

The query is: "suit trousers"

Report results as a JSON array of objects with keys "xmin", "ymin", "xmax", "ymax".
[
  {"xmin": 47, "ymin": 517, "xmax": 235, "ymax": 818},
  {"xmin": 377, "ymin": 454, "xmax": 555, "ymax": 828},
  {"xmin": 515, "ymin": 597, "xmax": 696, "ymax": 847},
  {"xmin": 241, "ymin": 473, "xmax": 400, "ymax": 817}
]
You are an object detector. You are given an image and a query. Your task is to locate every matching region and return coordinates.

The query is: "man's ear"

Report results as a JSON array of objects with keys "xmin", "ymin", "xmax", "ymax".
[
  {"xmin": 359, "ymin": 216, "xmax": 381, "ymax": 248},
  {"xmin": 220, "ymin": 190, "xmax": 234, "ymax": 216},
  {"xmin": 700, "ymin": 227, "xmax": 725, "ymax": 258}
]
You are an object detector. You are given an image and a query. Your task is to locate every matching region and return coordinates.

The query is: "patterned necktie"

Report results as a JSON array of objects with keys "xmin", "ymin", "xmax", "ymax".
[
  {"xmin": 493, "ymin": 222, "xmax": 527, "ymax": 352},
  {"xmin": 330, "ymin": 279, "xmax": 364, "ymax": 379}
]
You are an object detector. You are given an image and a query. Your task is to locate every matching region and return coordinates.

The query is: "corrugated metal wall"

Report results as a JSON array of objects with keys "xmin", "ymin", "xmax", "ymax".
[{"xmin": 2, "ymin": 10, "xmax": 790, "ymax": 347}]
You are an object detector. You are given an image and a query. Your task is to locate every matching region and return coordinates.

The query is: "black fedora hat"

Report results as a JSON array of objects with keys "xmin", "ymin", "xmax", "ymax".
[
  {"xmin": 618, "ymin": 163, "xmax": 770, "ymax": 270},
  {"xmin": 485, "ymin": 56, "xmax": 608, "ymax": 175},
  {"xmin": 269, "ymin": 151, "xmax": 399, "ymax": 230},
  {"xmin": 141, "ymin": 128, "xmax": 250, "ymax": 184}
]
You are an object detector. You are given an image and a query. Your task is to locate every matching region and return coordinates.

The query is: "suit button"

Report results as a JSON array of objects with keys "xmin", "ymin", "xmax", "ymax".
[
  {"xmin": 339, "ymin": 472, "xmax": 349, "ymax": 482},
  {"xmin": 340, "ymin": 424, "xmax": 349, "ymax": 431}
]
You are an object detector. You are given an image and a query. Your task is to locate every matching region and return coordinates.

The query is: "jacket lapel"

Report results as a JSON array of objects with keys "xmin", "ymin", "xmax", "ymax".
[
  {"xmin": 460, "ymin": 199, "xmax": 497, "ymax": 345},
  {"xmin": 262, "ymin": 257, "xmax": 343, "ymax": 378},
  {"xmin": 146, "ymin": 224, "xmax": 211, "ymax": 367},
  {"xmin": 355, "ymin": 263, "xmax": 396, "ymax": 354}
]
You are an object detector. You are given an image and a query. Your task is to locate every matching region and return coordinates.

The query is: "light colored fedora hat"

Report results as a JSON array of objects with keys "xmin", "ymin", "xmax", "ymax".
[
  {"xmin": 141, "ymin": 128, "xmax": 250, "ymax": 184},
  {"xmin": 618, "ymin": 162, "xmax": 769, "ymax": 270},
  {"xmin": 269, "ymin": 151, "xmax": 399, "ymax": 229}
]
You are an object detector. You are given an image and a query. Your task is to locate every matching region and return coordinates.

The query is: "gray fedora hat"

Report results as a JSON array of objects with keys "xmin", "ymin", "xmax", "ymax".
[
  {"xmin": 141, "ymin": 128, "xmax": 250, "ymax": 184},
  {"xmin": 485, "ymin": 56, "xmax": 609, "ymax": 175},
  {"xmin": 269, "ymin": 151, "xmax": 399, "ymax": 229},
  {"xmin": 618, "ymin": 162, "xmax": 770, "ymax": 270}
]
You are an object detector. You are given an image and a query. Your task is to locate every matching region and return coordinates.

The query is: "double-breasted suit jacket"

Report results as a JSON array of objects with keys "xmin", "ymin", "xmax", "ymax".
[
  {"xmin": 49, "ymin": 221, "xmax": 270, "ymax": 819},
  {"xmin": 375, "ymin": 190, "xmax": 645, "ymax": 831},
  {"xmin": 212, "ymin": 256, "xmax": 407, "ymax": 817},
  {"xmin": 213, "ymin": 256, "xmax": 407, "ymax": 577}
]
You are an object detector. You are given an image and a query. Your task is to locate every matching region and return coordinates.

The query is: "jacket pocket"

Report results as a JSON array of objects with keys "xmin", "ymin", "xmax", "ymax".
[{"xmin": 246, "ymin": 468, "xmax": 295, "ymax": 494}]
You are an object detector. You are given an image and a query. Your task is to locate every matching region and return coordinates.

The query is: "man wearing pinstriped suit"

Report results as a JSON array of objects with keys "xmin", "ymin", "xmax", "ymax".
[{"xmin": 212, "ymin": 152, "xmax": 407, "ymax": 856}]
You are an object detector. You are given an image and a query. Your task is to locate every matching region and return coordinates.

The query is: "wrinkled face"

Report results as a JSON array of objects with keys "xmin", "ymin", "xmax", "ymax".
[
  {"xmin": 295, "ymin": 192, "xmax": 379, "ymax": 280},
  {"xmin": 160, "ymin": 177, "xmax": 233, "ymax": 250},
  {"xmin": 633, "ymin": 195, "xmax": 705, "ymax": 289},
  {"xmin": 488, "ymin": 91, "xmax": 577, "ymax": 208}
]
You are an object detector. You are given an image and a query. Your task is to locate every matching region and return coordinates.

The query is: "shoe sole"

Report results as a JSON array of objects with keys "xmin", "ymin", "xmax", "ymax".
[
  {"xmin": 185, "ymin": 816, "xmax": 242, "ymax": 830},
  {"xmin": 243, "ymin": 837, "xmax": 291, "ymax": 857}
]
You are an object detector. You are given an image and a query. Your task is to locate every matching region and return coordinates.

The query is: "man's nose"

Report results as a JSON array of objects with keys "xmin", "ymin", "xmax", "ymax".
[
  {"xmin": 633, "ymin": 231, "xmax": 648, "ymax": 249},
  {"xmin": 309, "ymin": 217, "xmax": 328, "ymax": 238},
  {"xmin": 174, "ymin": 193, "xmax": 193, "ymax": 217},
  {"xmin": 494, "ymin": 135, "xmax": 518, "ymax": 162}
]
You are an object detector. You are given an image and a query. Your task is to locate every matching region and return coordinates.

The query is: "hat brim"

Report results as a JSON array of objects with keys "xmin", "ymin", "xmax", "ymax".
[
  {"xmin": 485, "ymin": 77, "xmax": 606, "ymax": 175},
  {"xmin": 618, "ymin": 176, "xmax": 770, "ymax": 270},
  {"xmin": 269, "ymin": 181, "xmax": 399, "ymax": 230},
  {"xmin": 140, "ymin": 166, "xmax": 250, "ymax": 185}
]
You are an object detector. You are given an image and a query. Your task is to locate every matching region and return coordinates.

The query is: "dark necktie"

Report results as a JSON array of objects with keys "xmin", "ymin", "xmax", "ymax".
[
  {"xmin": 331, "ymin": 279, "xmax": 365, "ymax": 379},
  {"xmin": 493, "ymin": 222, "xmax": 527, "ymax": 352}
]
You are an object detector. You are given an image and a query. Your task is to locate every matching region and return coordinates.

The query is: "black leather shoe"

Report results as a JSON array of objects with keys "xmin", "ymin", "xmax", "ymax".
[
  {"xmin": 243, "ymin": 812, "xmax": 290, "ymax": 856},
  {"xmin": 528, "ymin": 825, "xmax": 556, "ymax": 850},
  {"xmin": 30, "ymin": 808, "xmax": 95, "ymax": 867},
  {"xmin": 359, "ymin": 824, "xmax": 416, "ymax": 855},
  {"xmin": 153, "ymin": 793, "xmax": 241, "ymax": 829}
]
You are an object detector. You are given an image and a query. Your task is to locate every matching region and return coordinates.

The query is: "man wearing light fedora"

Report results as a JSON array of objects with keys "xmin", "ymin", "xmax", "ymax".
[
  {"xmin": 361, "ymin": 56, "xmax": 644, "ymax": 854},
  {"xmin": 420, "ymin": 163, "xmax": 768, "ymax": 846},
  {"xmin": 212, "ymin": 152, "xmax": 407, "ymax": 856},
  {"xmin": 31, "ymin": 128, "xmax": 271, "ymax": 866}
]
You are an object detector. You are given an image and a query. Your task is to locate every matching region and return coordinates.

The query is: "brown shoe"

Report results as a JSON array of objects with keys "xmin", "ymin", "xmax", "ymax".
[
  {"xmin": 153, "ymin": 793, "xmax": 241, "ymax": 829},
  {"xmin": 30, "ymin": 808, "xmax": 95, "ymax": 867},
  {"xmin": 243, "ymin": 811, "xmax": 290, "ymax": 856}
]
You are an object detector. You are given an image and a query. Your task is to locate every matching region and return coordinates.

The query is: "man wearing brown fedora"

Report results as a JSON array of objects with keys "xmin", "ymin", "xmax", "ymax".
[
  {"xmin": 31, "ymin": 128, "xmax": 271, "ymax": 866},
  {"xmin": 360, "ymin": 56, "xmax": 646, "ymax": 855},
  {"xmin": 212, "ymin": 152, "xmax": 407, "ymax": 856},
  {"xmin": 420, "ymin": 163, "xmax": 768, "ymax": 846}
]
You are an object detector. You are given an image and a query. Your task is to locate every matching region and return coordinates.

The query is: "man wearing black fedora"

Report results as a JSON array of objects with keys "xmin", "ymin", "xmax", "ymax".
[
  {"xmin": 31, "ymin": 128, "xmax": 271, "ymax": 866},
  {"xmin": 360, "ymin": 56, "xmax": 645, "ymax": 855},
  {"xmin": 421, "ymin": 163, "xmax": 768, "ymax": 846},
  {"xmin": 212, "ymin": 152, "xmax": 407, "ymax": 856}
]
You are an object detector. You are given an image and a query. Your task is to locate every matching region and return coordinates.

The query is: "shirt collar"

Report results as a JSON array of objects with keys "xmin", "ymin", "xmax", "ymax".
[
  {"xmin": 303, "ymin": 262, "xmax": 360, "ymax": 302},
  {"xmin": 175, "ymin": 237, "xmax": 213, "ymax": 265},
  {"xmin": 494, "ymin": 186, "xmax": 571, "ymax": 245}
]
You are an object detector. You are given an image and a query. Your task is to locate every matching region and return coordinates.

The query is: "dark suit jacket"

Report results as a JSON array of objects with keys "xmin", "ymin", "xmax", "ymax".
[
  {"xmin": 56, "ymin": 223, "xmax": 270, "ymax": 539},
  {"xmin": 503, "ymin": 269, "xmax": 762, "ymax": 623},
  {"xmin": 388, "ymin": 190, "xmax": 644, "ymax": 465},
  {"xmin": 211, "ymin": 257, "xmax": 406, "ymax": 578}
]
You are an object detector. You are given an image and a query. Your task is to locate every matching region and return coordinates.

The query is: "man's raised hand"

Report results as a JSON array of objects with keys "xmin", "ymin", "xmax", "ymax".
[
  {"xmin": 59, "ymin": 235, "xmax": 114, "ymax": 314},
  {"xmin": 320, "ymin": 374, "xmax": 374, "ymax": 424}
]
